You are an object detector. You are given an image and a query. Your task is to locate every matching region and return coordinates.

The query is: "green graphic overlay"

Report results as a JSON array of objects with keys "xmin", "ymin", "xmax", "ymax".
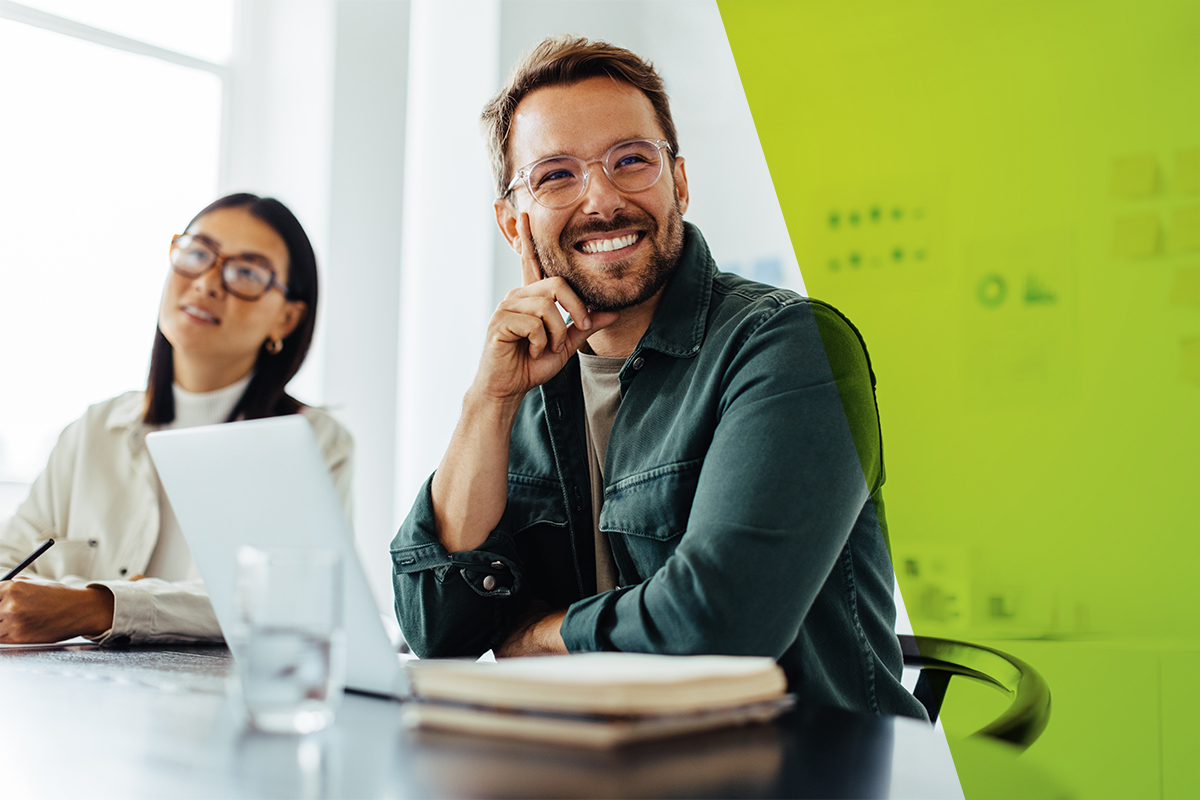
[{"xmin": 719, "ymin": 2, "xmax": 1200, "ymax": 796}]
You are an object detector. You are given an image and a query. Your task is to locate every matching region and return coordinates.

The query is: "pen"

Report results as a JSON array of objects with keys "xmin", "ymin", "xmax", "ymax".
[{"xmin": 2, "ymin": 539, "xmax": 55, "ymax": 581}]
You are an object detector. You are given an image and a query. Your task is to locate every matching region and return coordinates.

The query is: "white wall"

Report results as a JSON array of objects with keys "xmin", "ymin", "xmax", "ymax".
[
  {"xmin": 223, "ymin": 0, "xmax": 336, "ymax": 405},
  {"xmin": 394, "ymin": 0, "xmax": 501, "ymax": 531}
]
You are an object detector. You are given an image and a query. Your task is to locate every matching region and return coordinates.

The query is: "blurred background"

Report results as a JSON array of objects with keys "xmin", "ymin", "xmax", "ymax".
[{"xmin": 0, "ymin": 0, "xmax": 800, "ymax": 618}]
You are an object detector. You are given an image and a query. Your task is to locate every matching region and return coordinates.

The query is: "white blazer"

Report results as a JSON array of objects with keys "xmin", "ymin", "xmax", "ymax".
[{"xmin": 0, "ymin": 391, "xmax": 354, "ymax": 644}]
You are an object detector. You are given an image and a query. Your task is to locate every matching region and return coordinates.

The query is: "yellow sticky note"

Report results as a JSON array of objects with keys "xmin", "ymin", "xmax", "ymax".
[
  {"xmin": 1170, "ymin": 266, "xmax": 1200, "ymax": 308},
  {"xmin": 1112, "ymin": 154, "xmax": 1159, "ymax": 198},
  {"xmin": 1114, "ymin": 214, "xmax": 1161, "ymax": 258},
  {"xmin": 1177, "ymin": 149, "xmax": 1200, "ymax": 195},
  {"xmin": 1181, "ymin": 338, "xmax": 1200, "ymax": 384},
  {"xmin": 1171, "ymin": 206, "xmax": 1200, "ymax": 253}
]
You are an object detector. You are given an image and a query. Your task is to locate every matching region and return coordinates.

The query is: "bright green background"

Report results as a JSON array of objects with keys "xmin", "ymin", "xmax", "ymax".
[{"xmin": 718, "ymin": 1, "xmax": 1200, "ymax": 796}]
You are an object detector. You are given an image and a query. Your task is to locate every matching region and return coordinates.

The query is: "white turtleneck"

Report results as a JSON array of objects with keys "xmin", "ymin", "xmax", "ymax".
[{"xmin": 146, "ymin": 374, "xmax": 252, "ymax": 581}]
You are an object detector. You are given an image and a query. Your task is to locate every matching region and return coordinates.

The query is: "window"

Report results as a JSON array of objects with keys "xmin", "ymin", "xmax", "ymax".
[
  {"xmin": 15, "ymin": 0, "xmax": 233, "ymax": 63},
  {"xmin": 0, "ymin": 4, "xmax": 229, "ymax": 515}
]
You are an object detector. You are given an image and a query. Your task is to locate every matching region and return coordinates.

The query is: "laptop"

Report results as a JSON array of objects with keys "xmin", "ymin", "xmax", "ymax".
[{"xmin": 146, "ymin": 416, "xmax": 408, "ymax": 699}]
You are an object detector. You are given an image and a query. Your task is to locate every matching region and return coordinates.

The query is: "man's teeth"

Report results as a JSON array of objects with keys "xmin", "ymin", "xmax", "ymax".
[{"xmin": 580, "ymin": 233, "xmax": 638, "ymax": 254}]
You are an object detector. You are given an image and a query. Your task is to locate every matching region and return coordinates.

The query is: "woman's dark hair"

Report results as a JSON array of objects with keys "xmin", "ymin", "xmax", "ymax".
[{"xmin": 143, "ymin": 193, "xmax": 318, "ymax": 424}]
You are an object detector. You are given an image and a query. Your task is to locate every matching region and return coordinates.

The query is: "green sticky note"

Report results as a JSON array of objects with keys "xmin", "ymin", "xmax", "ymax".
[
  {"xmin": 1182, "ymin": 337, "xmax": 1200, "ymax": 384},
  {"xmin": 1113, "ymin": 214, "xmax": 1161, "ymax": 258},
  {"xmin": 1170, "ymin": 265, "xmax": 1200, "ymax": 307},
  {"xmin": 1112, "ymin": 154, "xmax": 1159, "ymax": 197},
  {"xmin": 1171, "ymin": 206, "xmax": 1200, "ymax": 253},
  {"xmin": 1177, "ymin": 149, "xmax": 1200, "ymax": 194}
]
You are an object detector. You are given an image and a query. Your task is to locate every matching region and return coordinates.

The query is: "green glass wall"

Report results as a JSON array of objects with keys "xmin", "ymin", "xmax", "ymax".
[{"xmin": 719, "ymin": 2, "xmax": 1200, "ymax": 796}]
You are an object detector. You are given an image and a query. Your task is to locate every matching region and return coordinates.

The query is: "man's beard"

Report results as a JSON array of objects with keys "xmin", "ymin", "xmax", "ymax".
[{"xmin": 533, "ymin": 200, "xmax": 685, "ymax": 313}]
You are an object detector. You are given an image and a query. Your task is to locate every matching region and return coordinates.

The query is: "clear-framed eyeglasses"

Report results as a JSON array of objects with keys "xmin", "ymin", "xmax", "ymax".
[
  {"xmin": 504, "ymin": 138, "xmax": 674, "ymax": 209},
  {"xmin": 169, "ymin": 234, "xmax": 290, "ymax": 301}
]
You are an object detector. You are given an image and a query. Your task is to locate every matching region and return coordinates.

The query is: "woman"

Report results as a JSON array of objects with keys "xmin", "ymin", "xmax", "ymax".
[{"xmin": 0, "ymin": 194, "xmax": 352, "ymax": 645}]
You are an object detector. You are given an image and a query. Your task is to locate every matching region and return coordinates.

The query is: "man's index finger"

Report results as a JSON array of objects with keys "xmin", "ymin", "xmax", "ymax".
[{"xmin": 518, "ymin": 212, "xmax": 544, "ymax": 286}]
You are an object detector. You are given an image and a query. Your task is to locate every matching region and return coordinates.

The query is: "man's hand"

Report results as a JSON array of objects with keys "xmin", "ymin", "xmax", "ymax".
[
  {"xmin": 496, "ymin": 604, "xmax": 568, "ymax": 657},
  {"xmin": 431, "ymin": 213, "xmax": 619, "ymax": 554},
  {"xmin": 473, "ymin": 213, "xmax": 619, "ymax": 404},
  {"xmin": 0, "ymin": 578, "xmax": 115, "ymax": 643}
]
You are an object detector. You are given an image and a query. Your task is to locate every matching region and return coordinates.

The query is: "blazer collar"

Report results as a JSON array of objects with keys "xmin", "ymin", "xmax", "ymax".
[{"xmin": 104, "ymin": 391, "xmax": 149, "ymax": 433}]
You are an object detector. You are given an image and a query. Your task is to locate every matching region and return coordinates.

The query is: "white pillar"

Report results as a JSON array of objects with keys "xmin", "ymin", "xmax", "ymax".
[
  {"xmin": 323, "ymin": 0, "xmax": 411, "ymax": 612},
  {"xmin": 395, "ymin": 0, "xmax": 501, "ymax": 524},
  {"xmin": 224, "ymin": 0, "xmax": 336, "ymax": 405}
]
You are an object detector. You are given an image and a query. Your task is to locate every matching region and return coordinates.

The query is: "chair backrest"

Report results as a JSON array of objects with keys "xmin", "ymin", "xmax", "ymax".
[{"xmin": 898, "ymin": 634, "xmax": 1051, "ymax": 750}]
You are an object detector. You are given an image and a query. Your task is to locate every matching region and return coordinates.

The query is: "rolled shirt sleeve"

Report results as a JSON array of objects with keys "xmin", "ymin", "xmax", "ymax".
[
  {"xmin": 392, "ymin": 475, "xmax": 526, "ymax": 658},
  {"xmin": 81, "ymin": 577, "xmax": 222, "ymax": 645}
]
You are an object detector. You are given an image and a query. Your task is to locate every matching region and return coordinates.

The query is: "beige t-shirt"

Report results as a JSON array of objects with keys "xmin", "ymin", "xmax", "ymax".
[{"xmin": 577, "ymin": 350, "xmax": 624, "ymax": 594}]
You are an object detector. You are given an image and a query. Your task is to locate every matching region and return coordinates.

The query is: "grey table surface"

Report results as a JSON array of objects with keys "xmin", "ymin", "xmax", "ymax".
[{"xmin": 0, "ymin": 643, "xmax": 964, "ymax": 799}]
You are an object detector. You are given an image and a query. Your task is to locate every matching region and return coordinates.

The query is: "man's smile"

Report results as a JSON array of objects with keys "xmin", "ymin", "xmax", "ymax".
[{"xmin": 576, "ymin": 231, "xmax": 643, "ymax": 254}]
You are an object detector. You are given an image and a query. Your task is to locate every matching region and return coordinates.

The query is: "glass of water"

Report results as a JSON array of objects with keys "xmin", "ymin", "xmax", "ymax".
[{"xmin": 234, "ymin": 546, "xmax": 346, "ymax": 734}]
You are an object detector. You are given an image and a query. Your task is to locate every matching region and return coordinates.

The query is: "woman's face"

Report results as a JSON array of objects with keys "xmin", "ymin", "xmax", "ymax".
[{"xmin": 158, "ymin": 206, "xmax": 305, "ymax": 381}]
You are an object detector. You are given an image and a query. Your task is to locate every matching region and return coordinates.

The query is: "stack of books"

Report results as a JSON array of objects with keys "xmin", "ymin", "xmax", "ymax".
[{"xmin": 402, "ymin": 652, "xmax": 792, "ymax": 748}]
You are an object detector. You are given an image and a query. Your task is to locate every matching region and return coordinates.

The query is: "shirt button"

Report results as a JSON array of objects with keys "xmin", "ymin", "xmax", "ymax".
[
  {"xmin": 482, "ymin": 576, "xmax": 497, "ymax": 591},
  {"xmin": 632, "ymin": 356, "xmax": 645, "ymax": 370},
  {"xmin": 119, "ymin": 568, "xmax": 128, "ymax": 576}
]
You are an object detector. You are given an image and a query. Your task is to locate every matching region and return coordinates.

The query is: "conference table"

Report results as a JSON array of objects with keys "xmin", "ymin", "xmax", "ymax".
[{"xmin": 0, "ymin": 643, "xmax": 964, "ymax": 799}]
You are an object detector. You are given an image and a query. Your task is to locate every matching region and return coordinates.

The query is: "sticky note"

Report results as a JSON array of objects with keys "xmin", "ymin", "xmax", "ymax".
[
  {"xmin": 1112, "ymin": 154, "xmax": 1159, "ymax": 198},
  {"xmin": 1171, "ymin": 206, "xmax": 1200, "ymax": 253},
  {"xmin": 1181, "ymin": 338, "xmax": 1200, "ymax": 384},
  {"xmin": 1170, "ymin": 266, "xmax": 1200, "ymax": 308},
  {"xmin": 1113, "ymin": 214, "xmax": 1161, "ymax": 258},
  {"xmin": 1177, "ymin": 149, "xmax": 1200, "ymax": 195}
]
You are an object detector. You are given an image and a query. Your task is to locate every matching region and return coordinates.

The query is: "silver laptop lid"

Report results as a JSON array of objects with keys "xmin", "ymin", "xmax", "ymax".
[{"xmin": 146, "ymin": 415, "xmax": 404, "ymax": 698}]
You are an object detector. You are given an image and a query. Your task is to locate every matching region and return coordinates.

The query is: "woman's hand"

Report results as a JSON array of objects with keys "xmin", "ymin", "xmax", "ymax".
[{"xmin": 0, "ymin": 579, "xmax": 115, "ymax": 643}]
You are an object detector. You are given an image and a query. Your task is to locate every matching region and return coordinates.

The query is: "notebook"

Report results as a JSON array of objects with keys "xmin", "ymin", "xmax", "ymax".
[
  {"xmin": 404, "ymin": 652, "xmax": 791, "ymax": 747},
  {"xmin": 146, "ymin": 415, "xmax": 407, "ymax": 698}
]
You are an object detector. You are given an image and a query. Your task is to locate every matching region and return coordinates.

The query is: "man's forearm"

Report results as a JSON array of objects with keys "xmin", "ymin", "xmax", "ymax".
[
  {"xmin": 496, "ymin": 609, "xmax": 567, "ymax": 657},
  {"xmin": 431, "ymin": 390, "xmax": 524, "ymax": 553}
]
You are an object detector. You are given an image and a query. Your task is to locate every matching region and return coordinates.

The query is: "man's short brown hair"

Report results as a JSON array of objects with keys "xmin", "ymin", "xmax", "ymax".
[{"xmin": 481, "ymin": 35, "xmax": 679, "ymax": 200}]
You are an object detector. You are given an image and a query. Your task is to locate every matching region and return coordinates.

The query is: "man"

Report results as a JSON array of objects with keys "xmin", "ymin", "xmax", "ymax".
[{"xmin": 392, "ymin": 35, "xmax": 925, "ymax": 718}]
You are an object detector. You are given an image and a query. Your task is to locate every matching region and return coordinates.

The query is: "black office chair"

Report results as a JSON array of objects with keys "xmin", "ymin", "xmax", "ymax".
[{"xmin": 898, "ymin": 634, "xmax": 1051, "ymax": 751}]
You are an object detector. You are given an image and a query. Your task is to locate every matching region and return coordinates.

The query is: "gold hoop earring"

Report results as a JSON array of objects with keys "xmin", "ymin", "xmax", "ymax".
[{"xmin": 265, "ymin": 338, "xmax": 283, "ymax": 355}]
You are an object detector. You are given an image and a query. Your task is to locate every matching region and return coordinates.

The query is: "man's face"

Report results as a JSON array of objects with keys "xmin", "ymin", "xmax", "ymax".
[{"xmin": 498, "ymin": 76, "xmax": 689, "ymax": 312}]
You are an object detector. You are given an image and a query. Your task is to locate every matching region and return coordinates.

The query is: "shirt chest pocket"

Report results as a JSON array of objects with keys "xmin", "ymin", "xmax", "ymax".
[
  {"xmin": 506, "ymin": 475, "xmax": 570, "ymax": 534},
  {"xmin": 34, "ymin": 538, "xmax": 99, "ymax": 580},
  {"xmin": 600, "ymin": 459, "xmax": 702, "ymax": 582}
]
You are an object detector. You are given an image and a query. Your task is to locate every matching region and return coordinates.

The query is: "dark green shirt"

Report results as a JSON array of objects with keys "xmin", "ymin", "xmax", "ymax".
[{"xmin": 392, "ymin": 223, "xmax": 926, "ymax": 719}]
